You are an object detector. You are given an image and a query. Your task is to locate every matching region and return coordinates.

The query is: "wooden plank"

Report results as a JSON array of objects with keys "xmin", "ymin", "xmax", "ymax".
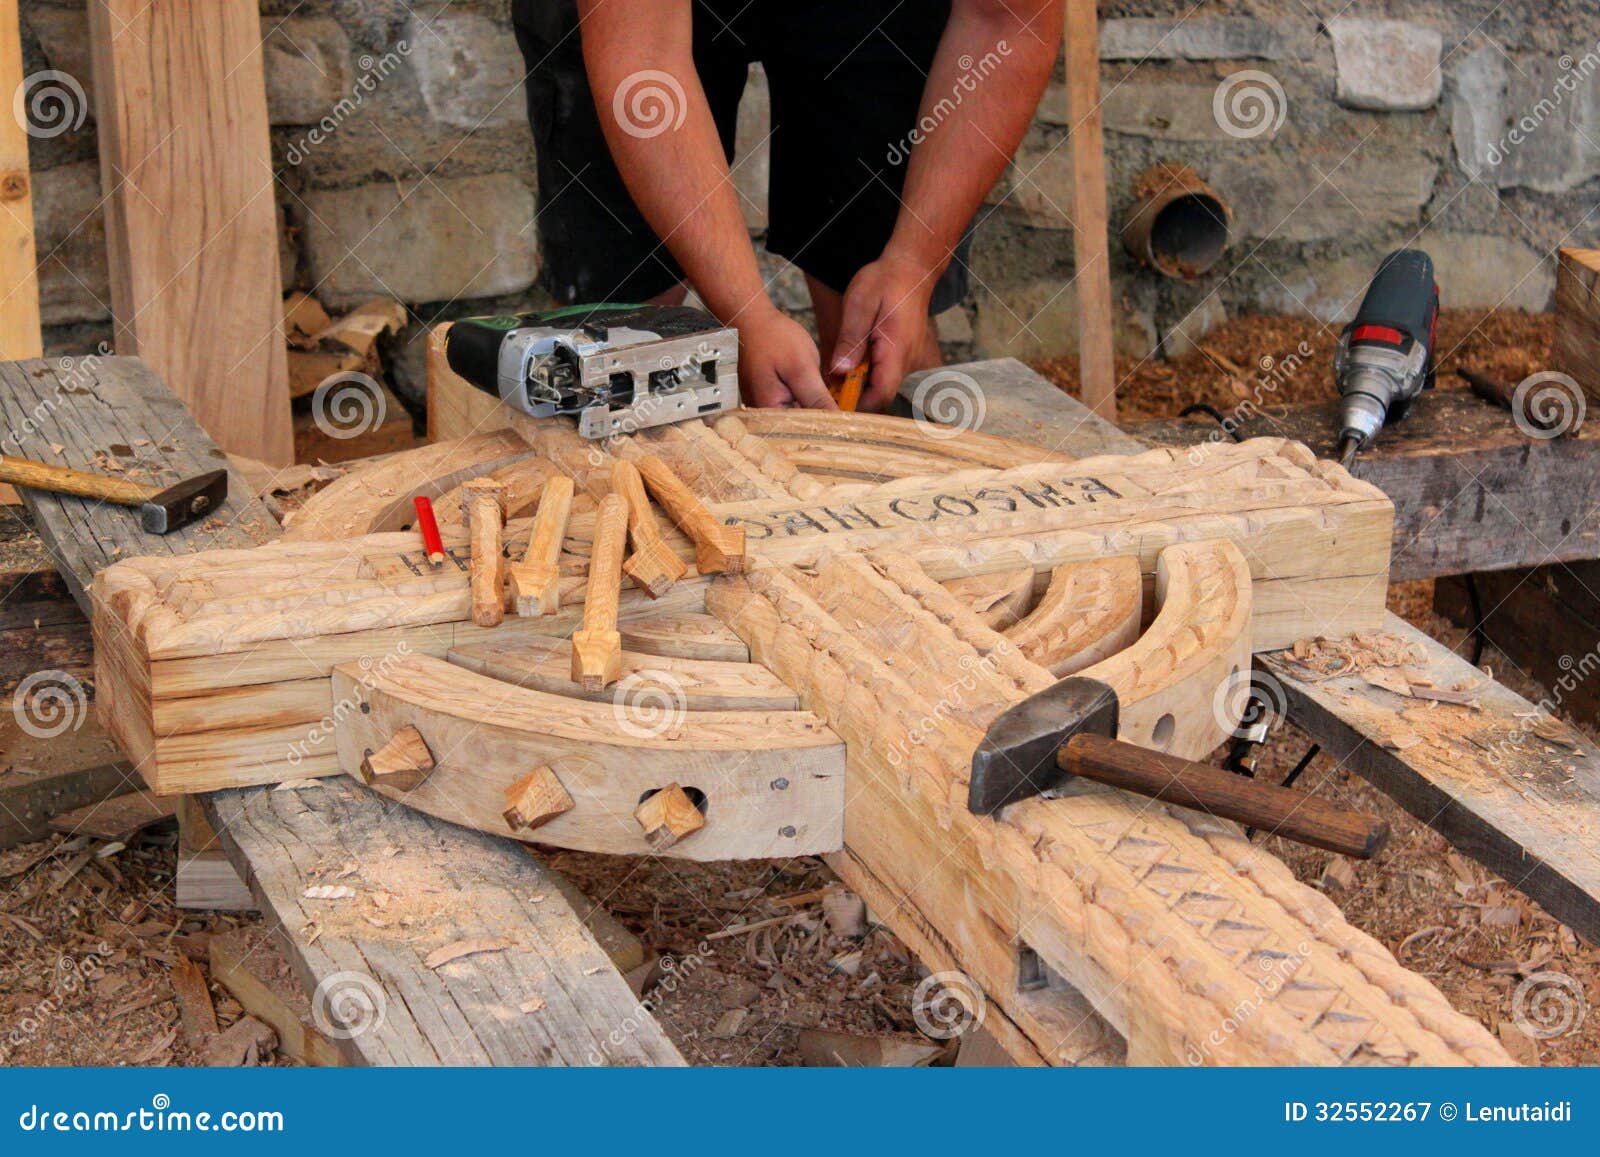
[
  {"xmin": 0, "ymin": 567, "xmax": 92, "ymax": 697},
  {"xmin": 0, "ymin": 357, "xmax": 279, "ymax": 609},
  {"xmin": 0, "ymin": 761, "xmax": 138, "ymax": 851},
  {"xmin": 1553, "ymin": 247, "xmax": 1600, "ymax": 397},
  {"xmin": 203, "ymin": 779, "xmax": 684, "ymax": 1066},
  {"xmin": 47, "ymin": 788, "xmax": 176, "ymax": 842},
  {"xmin": 1133, "ymin": 391, "xmax": 1600, "ymax": 580},
  {"xmin": 1259, "ymin": 612, "xmax": 1600, "ymax": 946},
  {"xmin": 0, "ymin": 0, "xmax": 42, "ymax": 360},
  {"xmin": 899, "ymin": 359, "xmax": 1141, "ymax": 458},
  {"xmin": 1064, "ymin": 0, "xmax": 1117, "ymax": 419},
  {"xmin": 88, "ymin": 0, "xmax": 291, "ymax": 464}
]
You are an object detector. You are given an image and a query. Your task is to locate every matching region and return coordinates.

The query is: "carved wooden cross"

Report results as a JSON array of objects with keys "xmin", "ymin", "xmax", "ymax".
[{"xmin": 93, "ymin": 409, "xmax": 1508, "ymax": 1067}]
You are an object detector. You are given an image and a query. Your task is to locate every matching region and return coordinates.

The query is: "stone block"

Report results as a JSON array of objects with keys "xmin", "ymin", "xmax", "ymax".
[
  {"xmin": 1099, "ymin": 18, "xmax": 1288, "ymax": 62},
  {"xmin": 265, "ymin": 17, "xmax": 354, "ymax": 125},
  {"xmin": 410, "ymin": 11, "xmax": 527, "ymax": 130},
  {"xmin": 1429, "ymin": 232, "xmax": 1554, "ymax": 312},
  {"xmin": 32, "ymin": 162, "xmax": 110, "ymax": 325},
  {"xmin": 974, "ymin": 280, "xmax": 1079, "ymax": 361},
  {"xmin": 734, "ymin": 64, "xmax": 770, "ymax": 232},
  {"xmin": 302, "ymin": 173, "xmax": 539, "ymax": 307},
  {"xmin": 23, "ymin": 6, "xmax": 94, "ymax": 114},
  {"xmin": 1215, "ymin": 152, "xmax": 1437, "ymax": 243},
  {"xmin": 1450, "ymin": 46, "xmax": 1508, "ymax": 179},
  {"xmin": 1326, "ymin": 19, "xmax": 1442, "ymax": 112},
  {"xmin": 1099, "ymin": 79, "xmax": 1264, "ymax": 141},
  {"xmin": 1162, "ymin": 295, "xmax": 1226, "ymax": 359},
  {"xmin": 988, "ymin": 128, "xmax": 1072, "ymax": 229}
]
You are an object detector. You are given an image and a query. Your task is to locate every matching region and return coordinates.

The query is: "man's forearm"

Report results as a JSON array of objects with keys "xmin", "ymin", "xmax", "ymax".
[
  {"xmin": 575, "ymin": 0, "xmax": 770, "ymax": 323},
  {"xmin": 888, "ymin": 1, "xmax": 1063, "ymax": 272}
]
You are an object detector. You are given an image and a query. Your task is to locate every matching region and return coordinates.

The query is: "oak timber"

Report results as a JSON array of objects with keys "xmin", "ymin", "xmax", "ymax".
[
  {"xmin": 571, "ymin": 493, "xmax": 627, "ymax": 689},
  {"xmin": 503, "ymin": 765, "xmax": 575, "ymax": 831},
  {"xmin": 89, "ymin": 1, "xmax": 291, "ymax": 464},
  {"xmin": 509, "ymin": 473, "xmax": 574, "ymax": 615},
  {"xmin": 460, "ymin": 477, "xmax": 506, "ymax": 628},
  {"xmin": 1064, "ymin": 0, "xmax": 1117, "ymax": 419}
]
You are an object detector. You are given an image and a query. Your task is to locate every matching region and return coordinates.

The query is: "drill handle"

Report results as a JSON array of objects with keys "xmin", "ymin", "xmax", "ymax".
[{"xmin": 1351, "ymin": 248, "xmax": 1439, "ymax": 352}]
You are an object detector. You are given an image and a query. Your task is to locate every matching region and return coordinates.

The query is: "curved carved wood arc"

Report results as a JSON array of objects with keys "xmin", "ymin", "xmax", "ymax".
[
  {"xmin": 940, "ymin": 567, "xmax": 1036, "ymax": 630},
  {"xmin": 282, "ymin": 429, "xmax": 536, "ymax": 542},
  {"xmin": 731, "ymin": 408, "xmax": 1072, "ymax": 471},
  {"xmin": 618, "ymin": 612, "xmax": 749, "ymax": 662},
  {"xmin": 1005, "ymin": 557, "xmax": 1142, "ymax": 676},
  {"xmin": 1078, "ymin": 539, "xmax": 1254, "ymax": 760},
  {"xmin": 330, "ymin": 654, "xmax": 844, "ymax": 860},
  {"xmin": 449, "ymin": 637, "xmax": 799, "ymax": 711}
]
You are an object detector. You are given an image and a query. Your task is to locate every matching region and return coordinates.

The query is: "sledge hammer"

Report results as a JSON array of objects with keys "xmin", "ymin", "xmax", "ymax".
[
  {"xmin": 0, "ymin": 455, "xmax": 229, "ymax": 535},
  {"xmin": 969, "ymin": 677, "xmax": 1389, "ymax": 859}
]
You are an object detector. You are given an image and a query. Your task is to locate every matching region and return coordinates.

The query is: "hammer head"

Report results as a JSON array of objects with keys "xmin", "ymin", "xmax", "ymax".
[
  {"xmin": 968, "ymin": 677, "xmax": 1119, "ymax": 815},
  {"xmin": 140, "ymin": 469, "xmax": 229, "ymax": 535}
]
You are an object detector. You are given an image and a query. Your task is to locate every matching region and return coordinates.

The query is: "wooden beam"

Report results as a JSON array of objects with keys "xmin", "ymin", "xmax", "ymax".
[
  {"xmin": 1064, "ymin": 0, "xmax": 1117, "ymax": 420},
  {"xmin": 1554, "ymin": 247, "xmax": 1600, "ymax": 398},
  {"xmin": 1133, "ymin": 391, "xmax": 1600, "ymax": 581},
  {"xmin": 88, "ymin": 0, "xmax": 291, "ymax": 464},
  {"xmin": 1260, "ymin": 613, "xmax": 1600, "ymax": 946},
  {"xmin": 0, "ymin": 0, "xmax": 42, "ymax": 359},
  {"xmin": 0, "ymin": 761, "xmax": 139, "ymax": 851},
  {"xmin": 202, "ymin": 778, "xmax": 684, "ymax": 1066}
]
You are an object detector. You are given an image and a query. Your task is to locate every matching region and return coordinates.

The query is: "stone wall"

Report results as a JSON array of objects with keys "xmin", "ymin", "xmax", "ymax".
[{"xmin": 16, "ymin": 0, "xmax": 1599, "ymax": 405}]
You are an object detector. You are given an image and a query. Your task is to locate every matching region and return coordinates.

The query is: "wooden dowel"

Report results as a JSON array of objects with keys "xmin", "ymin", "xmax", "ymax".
[
  {"xmin": 508, "ymin": 474, "xmax": 574, "ymax": 616},
  {"xmin": 356, "ymin": 724, "xmax": 436, "ymax": 792},
  {"xmin": 634, "ymin": 453, "xmax": 746, "ymax": 574},
  {"xmin": 633, "ymin": 783, "xmax": 705, "ymax": 850},
  {"xmin": 612, "ymin": 459, "xmax": 687, "ymax": 598},
  {"xmin": 502, "ymin": 765, "xmax": 575, "ymax": 831},
  {"xmin": 0, "ymin": 454, "xmax": 157, "ymax": 506},
  {"xmin": 1058, "ymin": 733, "xmax": 1389, "ymax": 859},
  {"xmin": 460, "ymin": 477, "xmax": 506, "ymax": 628},
  {"xmin": 571, "ymin": 492, "xmax": 627, "ymax": 690}
]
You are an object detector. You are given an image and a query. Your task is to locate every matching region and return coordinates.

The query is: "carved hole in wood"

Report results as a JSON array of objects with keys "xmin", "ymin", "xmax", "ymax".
[
  {"xmin": 638, "ymin": 784, "xmax": 708, "ymax": 817},
  {"xmin": 1151, "ymin": 713, "xmax": 1176, "ymax": 750}
]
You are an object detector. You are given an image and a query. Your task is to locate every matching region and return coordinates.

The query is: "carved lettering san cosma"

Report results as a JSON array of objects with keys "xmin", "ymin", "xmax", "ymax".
[{"xmin": 728, "ymin": 475, "xmax": 1126, "ymax": 540}]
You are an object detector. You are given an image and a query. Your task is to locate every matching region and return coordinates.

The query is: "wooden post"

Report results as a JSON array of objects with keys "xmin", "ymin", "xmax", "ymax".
[
  {"xmin": 509, "ymin": 474, "xmax": 575, "ymax": 616},
  {"xmin": 502, "ymin": 765, "xmax": 575, "ymax": 831},
  {"xmin": 460, "ymin": 477, "xmax": 506, "ymax": 628},
  {"xmin": 88, "ymin": 0, "xmax": 292, "ymax": 463},
  {"xmin": 1064, "ymin": 0, "xmax": 1116, "ymax": 420},
  {"xmin": 571, "ymin": 492, "xmax": 627, "ymax": 690},
  {"xmin": 635, "ymin": 454, "xmax": 746, "ymax": 574},
  {"xmin": 613, "ymin": 459, "xmax": 687, "ymax": 597},
  {"xmin": 633, "ymin": 784, "xmax": 705, "ymax": 850},
  {"xmin": 0, "ymin": 0, "xmax": 42, "ymax": 360},
  {"xmin": 356, "ymin": 724, "xmax": 436, "ymax": 792}
]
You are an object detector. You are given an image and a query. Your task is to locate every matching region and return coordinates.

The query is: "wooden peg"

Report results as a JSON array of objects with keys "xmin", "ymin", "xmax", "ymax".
[
  {"xmin": 356, "ymin": 725, "xmax": 436, "ymax": 792},
  {"xmin": 571, "ymin": 492, "xmax": 628, "ymax": 690},
  {"xmin": 612, "ymin": 459, "xmax": 687, "ymax": 598},
  {"xmin": 460, "ymin": 477, "xmax": 506, "ymax": 628},
  {"xmin": 502, "ymin": 765, "xmax": 575, "ymax": 831},
  {"xmin": 633, "ymin": 783, "xmax": 706, "ymax": 850},
  {"xmin": 508, "ymin": 475, "xmax": 575, "ymax": 616},
  {"xmin": 634, "ymin": 454, "xmax": 746, "ymax": 575}
]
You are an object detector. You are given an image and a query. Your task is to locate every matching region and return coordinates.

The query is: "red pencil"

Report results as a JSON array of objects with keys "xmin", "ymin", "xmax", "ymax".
[{"xmin": 413, "ymin": 495, "xmax": 446, "ymax": 564}]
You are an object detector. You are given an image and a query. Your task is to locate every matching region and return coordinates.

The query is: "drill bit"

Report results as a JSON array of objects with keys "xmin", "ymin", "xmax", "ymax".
[{"xmin": 1337, "ymin": 434, "xmax": 1359, "ymax": 471}]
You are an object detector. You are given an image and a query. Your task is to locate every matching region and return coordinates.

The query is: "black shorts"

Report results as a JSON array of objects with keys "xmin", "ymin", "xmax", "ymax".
[{"xmin": 511, "ymin": 0, "xmax": 970, "ymax": 313}]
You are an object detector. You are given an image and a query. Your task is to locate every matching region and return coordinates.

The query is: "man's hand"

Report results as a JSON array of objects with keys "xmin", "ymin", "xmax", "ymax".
[
  {"xmin": 829, "ymin": 251, "xmax": 938, "ymax": 412},
  {"xmin": 738, "ymin": 307, "xmax": 837, "ymax": 409}
]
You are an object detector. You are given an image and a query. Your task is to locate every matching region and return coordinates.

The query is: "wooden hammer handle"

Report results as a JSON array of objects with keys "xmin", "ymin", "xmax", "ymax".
[
  {"xmin": 0, "ymin": 454, "xmax": 156, "ymax": 506},
  {"xmin": 1059, "ymin": 733, "xmax": 1389, "ymax": 859}
]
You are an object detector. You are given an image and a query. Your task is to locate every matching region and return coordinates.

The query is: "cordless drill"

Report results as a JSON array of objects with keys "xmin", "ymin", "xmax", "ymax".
[{"xmin": 1333, "ymin": 249, "xmax": 1439, "ymax": 468}]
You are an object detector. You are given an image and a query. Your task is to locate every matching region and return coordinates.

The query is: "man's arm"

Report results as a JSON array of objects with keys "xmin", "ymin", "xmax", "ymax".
[
  {"xmin": 575, "ymin": 0, "xmax": 834, "ymax": 408},
  {"xmin": 832, "ymin": 0, "xmax": 1063, "ymax": 410}
]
